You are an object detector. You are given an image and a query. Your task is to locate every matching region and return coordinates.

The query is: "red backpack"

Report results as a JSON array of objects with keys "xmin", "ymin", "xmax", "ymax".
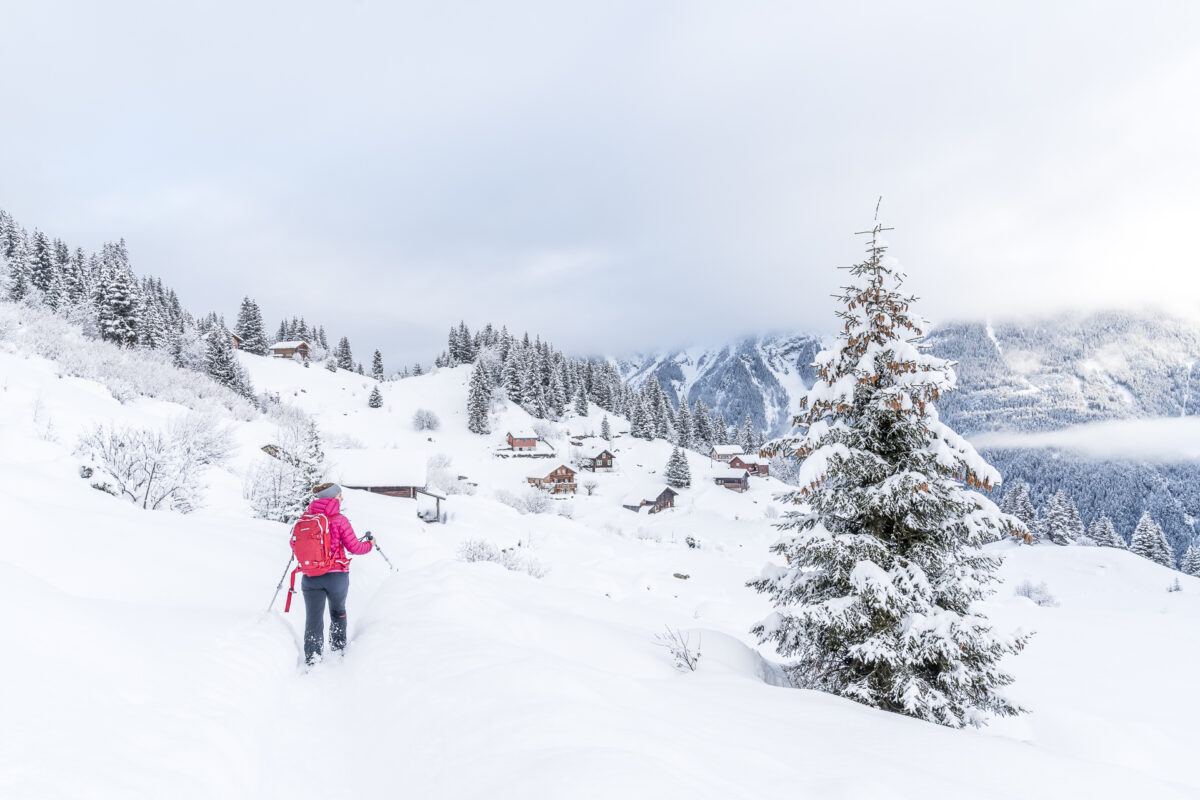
[{"xmin": 284, "ymin": 513, "xmax": 351, "ymax": 612}]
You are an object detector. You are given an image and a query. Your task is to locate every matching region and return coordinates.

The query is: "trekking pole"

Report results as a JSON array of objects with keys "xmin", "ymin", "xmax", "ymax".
[
  {"xmin": 367, "ymin": 532, "xmax": 396, "ymax": 571},
  {"xmin": 267, "ymin": 555, "xmax": 296, "ymax": 612}
]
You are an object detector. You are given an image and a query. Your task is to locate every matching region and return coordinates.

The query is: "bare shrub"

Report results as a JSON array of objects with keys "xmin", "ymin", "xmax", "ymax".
[
  {"xmin": 582, "ymin": 479, "xmax": 599, "ymax": 496},
  {"xmin": 412, "ymin": 408, "xmax": 440, "ymax": 431},
  {"xmin": 456, "ymin": 538, "xmax": 545, "ymax": 578},
  {"xmin": 531, "ymin": 420, "xmax": 557, "ymax": 442},
  {"xmin": 77, "ymin": 413, "xmax": 234, "ymax": 513},
  {"xmin": 654, "ymin": 627, "xmax": 701, "ymax": 672},
  {"xmin": 1014, "ymin": 580, "xmax": 1059, "ymax": 607},
  {"xmin": 0, "ymin": 303, "xmax": 257, "ymax": 420},
  {"xmin": 427, "ymin": 453, "xmax": 475, "ymax": 496},
  {"xmin": 522, "ymin": 489, "xmax": 553, "ymax": 514},
  {"xmin": 325, "ymin": 431, "xmax": 367, "ymax": 449},
  {"xmin": 496, "ymin": 488, "xmax": 554, "ymax": 514}
]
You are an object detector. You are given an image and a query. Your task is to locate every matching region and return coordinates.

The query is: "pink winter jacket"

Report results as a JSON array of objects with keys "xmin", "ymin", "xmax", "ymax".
[{"xmin": 305, "ymin": 497, "xmax": 372, "ymax": 571}]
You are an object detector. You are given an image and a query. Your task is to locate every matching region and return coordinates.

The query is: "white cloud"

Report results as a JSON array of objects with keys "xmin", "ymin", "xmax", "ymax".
[{"xmin": 971, "ymin": 417, "xmax": 1200, "ymax": 462}]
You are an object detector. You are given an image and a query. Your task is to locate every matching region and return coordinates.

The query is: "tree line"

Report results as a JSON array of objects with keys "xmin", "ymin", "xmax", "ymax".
[
  {"xmin": 999, "ymin": 481, "xmax": 1200, "ymax": 575},
  {"xmin": 0, "ymin": 209, "xmax": 388, "ymax": 402}
]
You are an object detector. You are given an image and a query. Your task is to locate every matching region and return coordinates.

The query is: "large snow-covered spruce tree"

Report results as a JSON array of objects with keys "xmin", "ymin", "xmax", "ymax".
[{"xmin": 749, "ymin": 220, "xmax": 1027, "ymax": 729}]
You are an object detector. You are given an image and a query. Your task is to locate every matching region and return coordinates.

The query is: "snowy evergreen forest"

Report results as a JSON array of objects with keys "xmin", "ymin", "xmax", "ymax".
[
  {"xmin": 0, "ymin": 208, "xmax": 390, "ymax": 400},
  {"xmin": 446, "ymin": 320, "xmax": 775, "ymax": 482}
]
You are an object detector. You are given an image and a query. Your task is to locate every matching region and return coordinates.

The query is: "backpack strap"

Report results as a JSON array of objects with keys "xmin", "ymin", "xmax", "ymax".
[{"xmin": 283, "ymin": 566, "xmax": 301, "ymax": 613}]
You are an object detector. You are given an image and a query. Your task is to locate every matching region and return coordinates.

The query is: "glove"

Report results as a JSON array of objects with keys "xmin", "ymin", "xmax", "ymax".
[{"xmin": 364, "ymin": 531, "xmax": 374, "ymax": 542}]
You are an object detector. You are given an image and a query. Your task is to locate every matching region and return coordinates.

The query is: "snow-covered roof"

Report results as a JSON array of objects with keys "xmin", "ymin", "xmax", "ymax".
[
  {"xmin": 327, "ymin": 448, "xmax": 427, "ymax": 487},
  {"xmin": 711, "ymin": 445, "xmax": 744, "ymax": 456},
  {"xmin": 731, "ymin": 455, "xmax": 768, "ymax": 466},
  {"xmin": 508, "ymin": 430, "xmax": 538, "ymax": 440},
  {"xmin": 527, "ymin": 464, "xmax": 574, "ymax": 480},
  {"xmin": 622, "ymin": 486, "xmax": 675, "ymax": 506},
  {"xmin": 271, "ymin": 340, "xmax": 310, "ymax": 349},
  {"xmin": 715, "ymin": 467, "xmax": 750, "ymax": 480},
  {"xmin": 578, "ymin": 444, "xmax": 614, "ymax": 459}
]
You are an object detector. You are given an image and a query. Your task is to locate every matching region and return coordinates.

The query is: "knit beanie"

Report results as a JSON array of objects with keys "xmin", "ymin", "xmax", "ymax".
[{"xmin": 314, "ymin": 483, "xmax": 342, "ymax": 499}]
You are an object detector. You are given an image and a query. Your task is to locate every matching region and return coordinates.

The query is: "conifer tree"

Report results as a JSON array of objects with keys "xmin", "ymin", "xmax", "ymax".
[
  {"xmin": 502, "ymin": 348, "xmax": 523, "ymax": 402},
  {"xmin": 5, "ymin": 249, "xmax": 30, "ymax": 302},
  {"xmin": 1130, "ymin": 512, "xmax": 1175, "ymax": 568},
  {"xmin": 630, "ymin": 397, "xmax": 654, "ymax": 440},
  {"xmin": 999, "ymin": 482, "xmax": 1037, "ymax": 532},
  {"xmin": 665, "ymin": 447, "xmax": 691, "ymax": 488},
  {"xmin": 748, "ymin": 219, "xmax": 1026, "ymax": 728},
  {"xmin": 336, "ymin": 337, "xmax": 354, "ymax": 370},
  {"xmin": 573, "ymin": 386, "xmax": 589, "ymax": 417},
  {"xmin": 1041, "ymin": 491, "xmax": 1077, "ymax": 546},
  {"xmin": 412, "ymin": 362, "xmax": 423, "ymax": 376},
  {"xmin": 519, "ymin": 348, "xmax": 544, "ymax": 416},
  {"xmin": 713, "ymin": 414, "xmax": 729, "ymax": 445},
  {"xmin": 549, "ymin": 369, "xmax": 567, "ymax": 418},
  {"xmin": 738, "ymin": 413, "xmax": 757, "ymax": 454},
  {"xmin": 601, "ymin": 415, "xmax": 612, "ymax": 441},
  {"xmin": 234, "ymin": 297, "xmax": 269, "ymax": 355},
  {"xmin": 96, "ymin": 267, "xmax": 142, "ymax": 347},
  {"xmin": 1061, "ymin": 494, "xmax": 1085, "ymax": 543},
  {"xmin": 204, "ymin": 327, "xmax": 241, "ymax": 390},
  {"xmin": 285, "ymin": 421, "xmax": 326, "ymax": 522},
  {"xmin": 1181, "ymin": 544, "xmax": 1200, "ymax": 577},
  {"xmin": 692, "ymin": 399, "xmax": 714, "ymax": 450},
  {"xmin": 467, "ymin": 361, "xmax": 492, "ymax": 434},
  {"xmin": 1087, "ymin": 514, "xmax": 1125, "ymax": 549},
  {"xmin": 371, "ymin": 350, "xmax": 385, "ymax": 381},
  {"xmin": 675, "ymin": 401, "xmax": 694, "ymax": 449},
  {"xmin": 368, "ymin": 386, "xmax": 383, "ymax": 408},
  {"xmin": 28, "ymin": 229, "xmax": 56, "ymax": 298}
]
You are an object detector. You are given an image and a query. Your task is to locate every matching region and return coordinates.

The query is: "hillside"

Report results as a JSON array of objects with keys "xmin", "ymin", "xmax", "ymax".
[{"xmin": 3, "ymin": 313, "xmax": 1200, "ymax": 799}]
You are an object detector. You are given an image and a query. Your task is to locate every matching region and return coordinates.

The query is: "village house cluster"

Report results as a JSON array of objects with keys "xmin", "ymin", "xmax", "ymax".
[{"xmin": 496, "ymin": 428, "xmax": 771, "ymax": 506}]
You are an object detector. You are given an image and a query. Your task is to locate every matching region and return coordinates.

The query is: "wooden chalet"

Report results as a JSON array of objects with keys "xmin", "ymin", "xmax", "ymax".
[
  {"xmin": 577, "ymin": 444, "xmax": 615, "ymax": 472},
  {"xmin": 507, "ymin": 431, "xmax": 538, "ymax": 451},
  {"xmin": 714, "ymin": 467, "xmax": 750, "ymax": 492},
  {"xmin": 271, "ymin": 340, "xmax": 311, "ymax": 360},
  {"xmin": 527, "ymin": 464, "xmax": 577, "ymax": 494},
  {"xmin": 329, "ymin": 449, "xmax": 446, "ymax": 523},
  {"xmin": 728, "ymin": 454, "xmax": 769, "ymax": 477},
  {"xmin": 231, "ymin": 332, "xmax": 243, "ymax": 350},
  {"xmin": 709, "ymin": 444, "xmax": 744, "ymax": 462},
  {"xmin": 342, "ymin": 483, "xmax": 447, "ymax": 522},
  {"xmin": 621, "ymin": 487, "xmax": 677, "ymax": 514}
]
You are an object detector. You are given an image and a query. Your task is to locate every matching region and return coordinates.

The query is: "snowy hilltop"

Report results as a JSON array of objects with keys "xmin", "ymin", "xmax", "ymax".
[{"xmin": 3, "ymin": 296, "xmax": 1200, "ymax": 798}]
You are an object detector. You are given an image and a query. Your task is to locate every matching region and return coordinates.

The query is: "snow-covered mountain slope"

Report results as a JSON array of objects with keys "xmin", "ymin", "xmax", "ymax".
[
  {"xmin": 620, "ymin": 311, "xmax": 1200, "ymax": 439},
  {"xmin": 618, "ymin": 334, "xmax": 824, "ymax": 437},
  {"xmin": 4, "ymin": 319, "xmax": 1200, "ymax": 799}
]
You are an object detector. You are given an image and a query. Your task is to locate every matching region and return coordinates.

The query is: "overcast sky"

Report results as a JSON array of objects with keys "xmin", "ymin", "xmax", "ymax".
[{"xmin": 3, "ymin": 1, "xmax": 1199, "ymax": 370}]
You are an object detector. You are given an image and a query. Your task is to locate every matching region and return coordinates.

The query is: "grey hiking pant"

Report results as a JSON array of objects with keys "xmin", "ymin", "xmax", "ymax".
[{"xmin": 301, "ymin": 572, "xmax": 350, "ymax": 665}]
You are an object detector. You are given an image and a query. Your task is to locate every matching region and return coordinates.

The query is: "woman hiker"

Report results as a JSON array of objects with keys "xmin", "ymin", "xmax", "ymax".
[{"xmin": 301, "ymin": 483, "xmax": 374, "ymax": 665}]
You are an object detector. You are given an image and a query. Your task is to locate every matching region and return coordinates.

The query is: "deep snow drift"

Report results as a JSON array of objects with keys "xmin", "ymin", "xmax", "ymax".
[{"xmin": 2, "ymin": 334, "xmax": 1198, "ymax": 799}]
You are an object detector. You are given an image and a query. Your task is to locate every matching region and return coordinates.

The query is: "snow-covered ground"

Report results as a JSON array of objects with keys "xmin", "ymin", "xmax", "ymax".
[{"xmin": 3, "ymin": 334, "xmax": 1199, "ymax": 799}]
